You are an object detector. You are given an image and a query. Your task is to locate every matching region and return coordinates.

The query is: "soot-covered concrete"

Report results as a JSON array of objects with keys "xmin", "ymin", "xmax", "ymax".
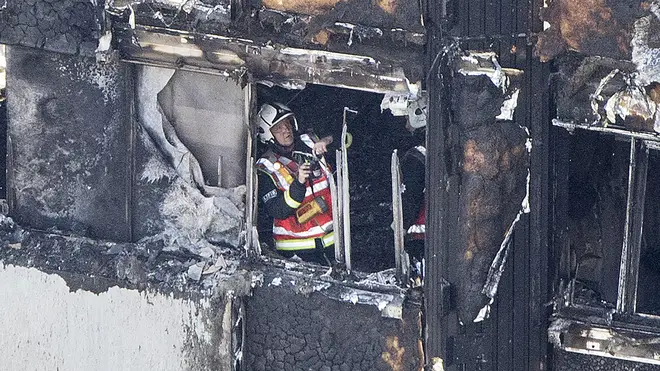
[
  {"xmin": 0, "ymin": 0, "xmax": 103, "ymax": 56},
  {"xmin": 244, "ymin": 267, "xmax": 423, "ymax": 371},
  {"xmin": 7, "ymin": 46, "xmax": 131, "ymax": 241}
]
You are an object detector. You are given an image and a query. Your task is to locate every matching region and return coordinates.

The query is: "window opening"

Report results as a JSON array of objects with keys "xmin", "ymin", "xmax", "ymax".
[
  {"xmin": 560, "ymin": 128, "xmax": 660, "ymax": 317},
  {"xmin": 254, "ymin": 83, "xmax": 422, "ymax": 275},
  {"xmin": 551, "ymin": 121, "xmax": 660, "ymax": 363},
  {"xmin": 564, "ymin": 131, "xmax": 627, "ymax": 309}
]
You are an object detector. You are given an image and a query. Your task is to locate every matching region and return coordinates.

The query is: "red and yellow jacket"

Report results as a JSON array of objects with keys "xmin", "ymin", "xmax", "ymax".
[{"xmin": 256, "ymin": 137, "xmax": 334, "ymax": 251}]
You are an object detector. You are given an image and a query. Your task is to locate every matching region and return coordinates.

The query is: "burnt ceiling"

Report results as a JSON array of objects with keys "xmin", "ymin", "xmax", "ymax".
[{"xmin": 107, "ymin": 0, "xmax": 425, "ymax": 92}]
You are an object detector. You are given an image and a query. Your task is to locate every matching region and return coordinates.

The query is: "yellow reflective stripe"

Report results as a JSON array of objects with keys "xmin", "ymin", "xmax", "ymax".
[
  {"xmin": 304, "ymin": 181, "xmax": 329, "ymax": 197},
  {"xmin": 257, "ymin": 159, "xmax": 291, "ymax": 190},
  {"xmin": 284, "ymin": 189, "xmax": 301, "ymax": 208},
  {"xmin": 273, "ymin": 221, "xmax": 333, "ymax": 238},
  {"xmin": 275, "ymin": 232, "xmax": 335, "ymax": 251}
]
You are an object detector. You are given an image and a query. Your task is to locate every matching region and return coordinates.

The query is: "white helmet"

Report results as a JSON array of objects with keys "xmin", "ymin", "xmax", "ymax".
[
  {"xmin": 407, "ymin": 93, "xmax": 428, "ymax": 129},
  {"xmin": 256, "ymin": 102, "xmax": 298, "ymax": 144}
]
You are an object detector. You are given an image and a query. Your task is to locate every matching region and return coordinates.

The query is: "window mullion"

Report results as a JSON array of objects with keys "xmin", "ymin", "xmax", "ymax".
[{"xmin": 617, "ymin": 138, "xmax": 649, "ymax": 314}]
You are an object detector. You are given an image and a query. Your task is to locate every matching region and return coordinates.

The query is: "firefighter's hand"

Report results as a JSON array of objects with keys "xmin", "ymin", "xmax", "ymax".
[
  {"xmin": 313, "ymin": 136, "xmax": 333, "ymax": 155},
  {"xmin": 297, "ymin": 163, "xmax": 311, "ymax": 183}
]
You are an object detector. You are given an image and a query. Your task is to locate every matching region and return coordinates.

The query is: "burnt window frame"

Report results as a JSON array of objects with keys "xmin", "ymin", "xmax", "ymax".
[
  {"xmin": 247, "ymin": 83, "xmax": 422, "ymax": 287},
  {"xmin": 551, "ymin": 120, "xmax": 660, "ymax": 364}
]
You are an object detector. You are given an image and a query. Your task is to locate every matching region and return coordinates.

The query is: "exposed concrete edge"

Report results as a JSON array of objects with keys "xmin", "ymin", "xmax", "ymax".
[{"xmin": 253, "ymin": 264, "xmax": 413, "ymax": 319}]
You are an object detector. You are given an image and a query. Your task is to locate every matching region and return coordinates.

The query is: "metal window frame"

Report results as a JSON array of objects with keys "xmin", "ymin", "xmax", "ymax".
[{"xmin": 553, "ymin": 119, "xmax": 655, "ymax": 316}]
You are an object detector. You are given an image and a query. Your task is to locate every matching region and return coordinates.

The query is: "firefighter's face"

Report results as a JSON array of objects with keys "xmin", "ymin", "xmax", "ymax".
[{"xmin": 271, "ymin": 118, "xmax": 294, "ymax": 147}]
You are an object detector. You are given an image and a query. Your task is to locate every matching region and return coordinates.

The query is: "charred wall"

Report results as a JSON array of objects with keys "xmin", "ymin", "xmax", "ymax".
[
  {"xmin": 535, "ymin": 0, "xmax": 645, "ymax": 62},
  {"xmin": 448, "ymin": 72, "xmax": 530, "ymax": 323},
  {"xmin": 0, "ymin": 0, "xmax": 103, "ymax": 56},
  {"xmin": 244, "ymin": 267, "xmax": 423, "ymax": 371},
  {"xmin": 6, "ymin": 46, "xmax": 132, "ymax": 241},
  {"xmin": 121, "ymin": 0, "xmax": 424, "ymax": 66}
]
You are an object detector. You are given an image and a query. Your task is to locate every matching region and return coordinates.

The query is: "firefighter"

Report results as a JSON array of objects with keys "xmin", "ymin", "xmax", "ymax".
[
  {"xmin": 401, "ymin": 143, "xmax": 425, "ymax": 262},
  {"xmin": 255, "ymin": 102, "xmax": 335, "ymax": 265},
  {"xmin": 401, "ymin": 95, "xmax": 427, "ymax": 268}
]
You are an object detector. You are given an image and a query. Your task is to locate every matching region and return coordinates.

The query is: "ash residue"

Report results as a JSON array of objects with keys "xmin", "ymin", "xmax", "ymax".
[
  {"xmin": 134, "ymin": 127, "xmax": 246, "ymax": 251},
  {"xmin": 0, "ymin": 214, "xmax": 247, "ymax": 296}
]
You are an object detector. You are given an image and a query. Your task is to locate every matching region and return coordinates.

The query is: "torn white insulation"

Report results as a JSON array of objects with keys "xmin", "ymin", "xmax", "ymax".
[
  {"xmin": 457, "ymin": 52, "xmax": 522, "ymax": 121},
  {"xmin": 590, "ymin": 68, "xmax": 660, "ymax": 132},
  {"xmin": 605, "ymin": 86, "xmax": 656, "ymax": 124},
  {"xmin": 497, "ymin": 88, "xmax": 520, "ymax": 121},
  {"xmin": 458, "ymin": 52, "xmax": 508, "ymax": 93},
  {"xmin": 135, "ymin": 65, "xmax": 245, "ymax": 252}
]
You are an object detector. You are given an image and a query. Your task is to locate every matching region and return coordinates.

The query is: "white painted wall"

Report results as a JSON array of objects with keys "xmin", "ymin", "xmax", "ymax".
[{"xmin": 0, "ymin": 263, "xmax": 226, "ymax": 371}]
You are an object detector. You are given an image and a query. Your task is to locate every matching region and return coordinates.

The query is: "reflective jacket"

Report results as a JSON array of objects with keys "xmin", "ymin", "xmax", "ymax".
[
  {"xmin": 256, "ymin": 135, "xmax": 334, "ymax": 251},
  {"xmin": 407, "ymin": 204, "xmax": 426, "ymax": 240}
]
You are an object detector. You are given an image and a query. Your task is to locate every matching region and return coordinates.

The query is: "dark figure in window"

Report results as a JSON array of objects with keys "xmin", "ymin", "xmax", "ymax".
[
  {"xmin": 255, "ymin": 102, "xmax": 336, "ymax": 265},
  {"xmin": 401, "ymin": 104, "xmax": 427, "ymax": 267},
  {"xmin": 401, "ymin": 143, "xmax": 426, "ymax": 263}
]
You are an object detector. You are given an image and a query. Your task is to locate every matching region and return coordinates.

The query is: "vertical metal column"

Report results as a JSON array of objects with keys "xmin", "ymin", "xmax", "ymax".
[
  {"xmin": 424, "ymin": 30, "xmax": 453, "ymax": 366},
  {"xmin": 617, "ymin": 139, "xmax": 648, "ymax": 314}
]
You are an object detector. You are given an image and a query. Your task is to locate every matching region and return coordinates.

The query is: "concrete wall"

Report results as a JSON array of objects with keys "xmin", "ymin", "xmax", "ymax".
[
  {"xmin": 0, "ymin": 263, "xmax": 233, "ymax": 371},
  {"xmin": 6, "ymin": 46, "xmax": 132, "ymax": 241}
]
